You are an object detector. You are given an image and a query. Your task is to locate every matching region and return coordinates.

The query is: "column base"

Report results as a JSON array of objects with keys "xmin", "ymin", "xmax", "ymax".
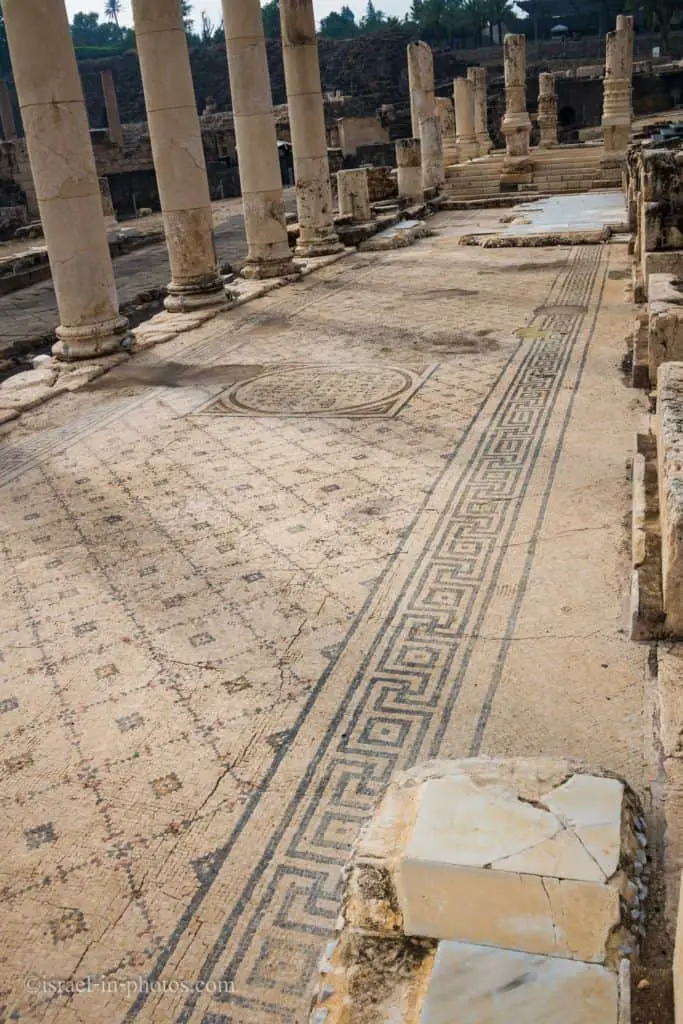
[
  {"xmin": 164, "ymin": 276, "xmax": 228, "ymax": 313},
  {"xmin": 502, "ymin": 120, "xmax": 531, "ymax": 158},
  {"xmin": 52, "ymin": 314, "xmax": 130, "ymax": 361},
  {"xmin": 294, "ymin": 236, "xmax": 345, "ymax": 259},
  {"xmin": 456, "ymin": 137, "xmax": 479, "ymax": 161},
  {"xmin": 476, "ymin": 135, "xmax": 493, "ymax": 155},
  {"xmin": 241, "ymin": 256, "xmax": 298, "ymax": 280}
]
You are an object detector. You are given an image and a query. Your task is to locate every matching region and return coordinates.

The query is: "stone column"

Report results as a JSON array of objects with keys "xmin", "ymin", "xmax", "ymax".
[
  {"xmin": 101, "ymin": 68, "xmax": 124, "ymax": 148},
  {"xmin": 601, "ymin": 15, "xmax": 633, "ymax": 159},
  {"xmin": 280, "ymin": 0, "xmax": 341, "ymax": 257},
  {"xmin": 467, "ymin": 66, "xmax": 491, "ymax": 155},
  {"xmin": 420, "ymin": 115, "xmax": 444, "ymax": 191},
  {"xmin": 337, "ymin": 168, "xmax": 371, "ymax": 223},
  {"xmin": 132, "ymin": 0, "xmax": 225, "ymax": 311},
  {"xmin": 407, "ymin": 41, "xmax": 434, "ymax": 137},
  {"xmin": 537, "ymin": 72, "xmax": 558, "ymax": 148},
  {"xmin": 435, "ymin": 97, "xmax": 456, "ymax": 140},
  {"xmin": 502, "ymin": 33, "xmax": 531, "ymax": 160},
  {"xmin": 222, "ymin": 0, "xmax": 295, "ymax": 278},
  {"xmin": 454, "ymin": 77, "xmax": 478, "ymax": 161},
  {"xmin": 3, "ymin": 0, "xmax": 128, "ymax": 360},
  {"xmin": 0, "ymin": 80, "xmax": 17, "ymax": 141},
  {"xmin": 396, "ymin": 138, "xmax": 422, "ymax": 202}
]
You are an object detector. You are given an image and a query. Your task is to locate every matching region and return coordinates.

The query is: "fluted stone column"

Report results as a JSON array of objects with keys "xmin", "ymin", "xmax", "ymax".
[
  {"xmin": 601, "ymin": 15, "xmax": 633, "ymax": 159},
  {"xmin": 222, "ymin": 0, "xmax": 295, "ymax": 278},
  {"xmin": 467, "ymin": 66, "xmax": 491, "ymax": 155},
  {"xmin": 280, "ymin": 0, "xmax": 342, "ymax": 257},
  {"xmin": 454, "ymin": 77, "xmax": 478, "ymax": 161},
  {"xmin": 337, "ymin": 168, "xmax": 371, "ymax": 223},
  {"xmin": 0, "ymin": 80, "xmax": 17, "ymax": 141},
  {"xmin": 396, "ymin": 138, "xmax": 422, "ymax": 202},
  {"xmin": 3, "ymin": 0, "xmax": 128, "ymax": 360},
  {"xmin": 502, "ymin": 33, "xmax": 531, "ymax": 160},
  {"xmin": 101, "ymin": 69, "xmax": 123, "ymax": 148},
  {"xmin": 537, "ymin": 72, "xmax": 558, "ymax": 148},
  {"xmin": 407, "ymin": 41, "xmax": 435, "ymax": 137},
  {"xmin": 420, "ymin": 114, "xmax": 444, "ymax": 191},
  {"xmin": 133, "ymin": 0, "xmax": 225, "ymax": 311}
]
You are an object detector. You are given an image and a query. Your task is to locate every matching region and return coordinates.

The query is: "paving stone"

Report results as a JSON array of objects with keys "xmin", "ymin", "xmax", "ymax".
[
  {"xmin": 419, "ymin": 941, "xmax": 619, "ymax": 1024},
  {"xmin": 0, "ymin": 366, "xmax": 56, "ymax": 391}
]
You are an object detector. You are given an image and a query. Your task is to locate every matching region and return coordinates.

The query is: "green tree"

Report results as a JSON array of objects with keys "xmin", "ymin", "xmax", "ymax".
[
  {"xmin": 461, "ymin": 0, "xmax": 488, "ymax": 43},
  {"xmin": 319, "ymin": 5, "xmax": 358, "ymax": 37},
  {"xmin": 261, "ymin": 0, "xmax": 280, "ymax": 37},
  {"xmin": 485, "ymin": 0, "xmax": 512, "ymax": 41},
  {"xmin": 181, "ymin": 1, "xmax": 194, "ymax": 33},
  {"xmin": 628, "ymin": 0, "xmax": 680, "ymax": 52},
  {"xmin": 104, "ymin": 0, "xmax": 123, "ymax": 27},
  {"xmin": 359, "ymin": 0, "xmax": 387, "ymax": 32}
]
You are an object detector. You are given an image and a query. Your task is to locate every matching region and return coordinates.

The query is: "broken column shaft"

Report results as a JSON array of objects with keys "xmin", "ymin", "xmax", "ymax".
[
  {"xmin": 337, "ymin": 168, "xmax": 371, "ymax": 223},
  {"xmin": 221, "ymin": 0, "xmax": 295, "ymax": 278},
  {"xmin": 537, "ymin": 72, "xmax": 558, "ymax": 148},
  {"xmin": 502, "ymin": 34, "xmax": 531, "ymax": 160},
  {"xmin": 601, "ymin": 15, "xmax": 633, "ymax": 160},
  {"xmin": 3, "ymin": 0, "xmax": 128, "ymax": 360},
  {"xmin": 132, "ymin": 0, "xmax": 225, "ymax": 311},
  {"xmin": 407, "ymin": 41, "xmax": 435, "ymax": 138},
  {"xmin": 395, "ymin": 138, "xmax": 422, "ymax": 202},
  {"xmin": 280, "ymin": 0, "xmax": 342, "ymax": 257},
  {"xmin": 454, "ymin": 77, "xmax": 478, "ymax": 161},
  {"xmin": 100, "ymin": 68, "xmax": 123, "ymax": 148},
  {"xmin": 467, "ymin": 66, "xmax": 491, "ymax": 156}
]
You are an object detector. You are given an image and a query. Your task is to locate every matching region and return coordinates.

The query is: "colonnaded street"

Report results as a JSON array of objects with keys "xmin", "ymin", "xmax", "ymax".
[{"xmin": 0, "ymin": 208, "xmax": 651, "ymax": 1022}]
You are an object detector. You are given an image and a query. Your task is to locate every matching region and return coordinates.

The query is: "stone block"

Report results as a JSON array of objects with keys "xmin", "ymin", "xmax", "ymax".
[
  {"xmin": 657, "ymin": 362, "xmax": 683, "ymax": 635},
  {"xmin": 644, "ymin": 251, "xmax": 683, "ymax": 296},
  {"xmin": 648, "ymin": 274, "xmax": 683, "ymax": 382},
  {"xmin": 419, "ymin": 941, "xmax": 620, "ymax": 1024},
  {"xmin": 344, "ymin": 759, "xmax": 642, "ymax": 963}
]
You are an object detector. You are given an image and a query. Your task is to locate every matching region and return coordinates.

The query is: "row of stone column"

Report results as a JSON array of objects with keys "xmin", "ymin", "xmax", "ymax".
[{"xmin": 3, "ymin": 0, "xmax": 341, "ymax": 360}]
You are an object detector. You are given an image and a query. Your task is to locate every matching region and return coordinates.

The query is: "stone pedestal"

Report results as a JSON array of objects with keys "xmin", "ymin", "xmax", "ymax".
[
  {"xmin": 337, "ymin": 168, "xmax": 371, "ymax": 223},
  {"xmin": 280, "ymin": 0, "xmax": 342, "ymax": 258},
  {"xmin": 502, "ymin": 34, "xmax": 531, "ymax": 161},
  {"xmin": 538, "ymin": 72, "xmax": 558, "ymax": 148},
  {"xmin": 407, "ymin": 41, "xmax": 434, "ymax": 138},
  {"xmin": 133, "ymin": 0, "xmax": 225, "ymax": 312},
  {"xmin": 396, "ymin": 138, "xmax": 422, "ymax": 202},
  {"xmin": 420, "ymin": 115, "xmax": 444, "ymax": 191},
  {"xmin": 0, "ymin": 80, "xmax": 17, "ymax": 141},
  {"xmin": 601, "ymin": 15, "xmax": 633, "ymax": 160},
  {"xmin": 467, "ymin": 66, "xmax": 491, "ymax": 155},
  {"xmin": 101, "ymin": 68, "xmax": 123, "ymax": 148},
  {"xmin": 3, "ymin": 0, "xmax": 128, "ymax": 360},
  {"xmin": 454, "ymin": 77, "xmax": 478, "ymax": 161},
  {"xmin": 222, "ymin": 0, "xmax": 295, "ymax": 278}
]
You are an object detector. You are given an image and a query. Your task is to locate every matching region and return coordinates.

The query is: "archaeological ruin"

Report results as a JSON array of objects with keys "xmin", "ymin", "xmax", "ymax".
[{"xmin": 4, "ymin": 1, "xmax": 683, "ymax": 1023}]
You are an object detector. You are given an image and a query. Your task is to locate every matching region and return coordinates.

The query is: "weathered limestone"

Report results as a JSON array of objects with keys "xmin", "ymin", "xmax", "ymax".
[
  {"xmin": 3, "ymin": 0, "xmax": 128, "ymax": 360},
  {"xmin": 538, "ymin": 72, "xmax": 559, "ymax": 148},
  {"xmin": 467, "ymin": 65, "xmax": 492, "ymax": 155},
  {"xmin": 420, "ymin": 115, "xmax": 445, "ymax": 192},
  {"xmin": 309, "ymin": 758, "xmax": 644, "ymax": 1024},
  {"xmin": 601, "ymin": 15, "xmax": 633, "ymax": 160},
  {"xmin": 396, "ymin": 138, "xmax": 423, "ymax": 202},
  {"xmin": 675, "ymin": 872, "xmax": 683, "ymax": 1024},
  {"xmin": 626, "ymin": 144, "xmax": 683, "ymax": 305},
  {"xmin": 407, "ymin": 41, "xmax": 435, "ymax": 138},
  {"xmin": 0, "ymin": 79, "xmax": 17, "ymax": 142},
  {"xmin": 101, "ymin": 68, "xmax": 123, "ymax": 148},
  {"xmin": 657, "ymin": 362, "xmax": 683, "ymax": 635},
  {"xmin": 648, "ymin": 274, "xmax": 683, "ymax": 384},
  {"xmin": 132, "ymin": 0, "xmax": 226, "ymax": 311},
  {"xmin": 502, "ymin": 34, "xmax": 532, "ymax": 160},
  {"xmin": 221, "ymin": 0, "xmax": 295, "ymax": 278},
  {"xmin": 454, "ymin": 77, "xmax": 478, "ymax": 162},
  {"xmin": 280, "ymin": 0, "xmax": 342, "ymax": 257},
  {"xmin": 337, "ymin": 168, "xmax": 371, "ymax": 223},
  {"xmin": 435, "ymin": 96, "xmax": 455, "ymax": 140}
]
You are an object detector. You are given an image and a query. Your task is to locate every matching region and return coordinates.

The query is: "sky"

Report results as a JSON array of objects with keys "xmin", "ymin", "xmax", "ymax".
[{"xmin": 64, "ymin": 0, "xmax": 411, "ymax": 30}]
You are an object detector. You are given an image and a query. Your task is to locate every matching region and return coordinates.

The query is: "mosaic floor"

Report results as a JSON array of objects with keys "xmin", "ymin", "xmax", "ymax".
[{"xmin": 0, "ymin": 216, "xmax": 648, "ymax": 1023}]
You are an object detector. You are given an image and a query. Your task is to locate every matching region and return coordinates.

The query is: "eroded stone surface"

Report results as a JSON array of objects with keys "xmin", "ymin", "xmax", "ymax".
[{"xmin": 419, "ymin": 941, "xmax": 619, "ymax": 1024}]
